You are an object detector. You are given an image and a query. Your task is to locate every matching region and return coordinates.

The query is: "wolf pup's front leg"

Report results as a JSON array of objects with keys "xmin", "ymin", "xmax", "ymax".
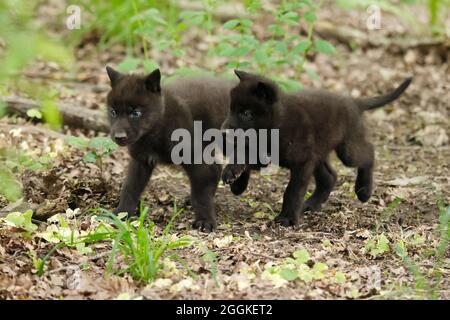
[
  {"xmin": 115, "ymin": 158, "xmax": 155, "ymax": 216},
  {"xmin": 275, "ymin": 162, "xmax": 314, "ymax": 227},
  {"xmin": 184, "ymin": 164, "xmax": 221, "ymax": 232}
]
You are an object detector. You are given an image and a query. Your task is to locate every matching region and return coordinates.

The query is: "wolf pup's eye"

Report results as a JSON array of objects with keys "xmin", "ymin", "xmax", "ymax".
[
  {"xmin": 239, "ymin": 109, "xmax": 253, "ymax": 121},
  {"xmin": 130, "ymin": 109, "xmax": 142, "ymax": 119},
  {"xmin": 109, "ymin": 108, "xmax": 117, "ymax": 118}
]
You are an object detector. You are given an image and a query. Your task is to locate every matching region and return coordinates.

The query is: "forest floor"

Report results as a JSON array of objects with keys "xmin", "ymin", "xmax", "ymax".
[{"xmin": 0, "ymin": 3, "xmax": 449, "ymax": 299}]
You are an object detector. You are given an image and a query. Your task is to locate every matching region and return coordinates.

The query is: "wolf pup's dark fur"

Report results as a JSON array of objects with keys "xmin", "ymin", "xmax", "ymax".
[
  {"xmin": 106, "ymin": 66, "xmax": 235, "ymax": 231},
  {"xmin": 222, "ymin": 70, "xmax": 412, "ymax": 227}
]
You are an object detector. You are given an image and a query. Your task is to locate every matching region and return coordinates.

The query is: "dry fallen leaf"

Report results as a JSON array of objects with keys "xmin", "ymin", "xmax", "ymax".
[{"xmin": 385, "ymin": 176, "xmax": 429, "ymax": 187}]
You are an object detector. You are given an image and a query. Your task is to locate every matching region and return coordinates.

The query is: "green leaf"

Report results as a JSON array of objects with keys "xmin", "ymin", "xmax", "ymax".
[
  {"xmin": 0, "ymin": 168, "xmax": 22, "ymax": 202},
  {"xmin": 293, "ymin": 40, "xmax": 311, "ymax": 54},
  {"xmin": 313, "ymin": 262, "xmax": 328, "ymax": 272},
  {"xmin": 83, "ymin": 151, "xmax": 98, "ymax": 163},
  {"xmin": 254, "ymin": 48, "xmax": 268, "ymax": 64},
  {"xmin": 306, "ymin": 68, "xmax": 321, "ymax": 81},
  {"xmin": 335, "ymin": 271, "xmax": 347, "ymax": 284},
  {"xmin": 298, "ymin": 267, "xmax": 313, "ymax": 283},
  {"xmin": 364, "ymin": 233, "xmax": 391, "ymax": 257},
  {"xmin": 66, "ymin": 136, "xmax": 89, "ymax": 149},
  {"xmin": 26, "ymin": 108, "xmax": 42, "ymax": 119},
  {"xmin": 378, "ymin": 234, "xmax": 390, "ymax": 252},
  {"xmin": 312, "ymin": 262, "xmax": 328, "ymax": 280},
  {"xmin": 267, "ymin": 24, "xmax": 283, "ymax": 37},
  {"xmin": 89, "ymin": 137, "xmax": 118, "ymax": 154},
  {"xmin": 279, "ymin": 268, "xmax": 298, "ymax": 281},
  {"xmin": 4, "ymin": 210, "xmax": 37, "ymax": 234},
  {"xmin": 279, "ymin": 11, "xmax": 299, "ymax": 26},
  {"xmin": 135, "ymin": 8, "xmax": 167, "ymax": 26},
  {"xmin": 41, "ymin": 99, "xmax": 62, "ymax": 130},
  {"xmin": 143, "ymin": 60, "xmax": 160, "ymax": 73},
  {"xmin": 274, "ymin": 42, "xmax": 288, "ymax": 54},
  {"xmin": 293, "ymin": 249, "xmax": 310, "ymax": 264},
  {"xmin": 117, "ymin": 57, "xmax": 140, "ymax": 72},
  {"xmin": 240, "ymin": 19, "xmax": 253, "ymax": 28},
  {"xmin": 173, "ymin": 49, "xmax": 185, "ymax": 58},
  {"xmin": 232, "ymin": 46, "xmax": 251, "ymax": 57},
  {"xmin": 314, "ymin": 39, "xmax": 336, "ymax": 55},
  {"xmin": 180, "ymin": 11, "xmax": 205, "ymax": 25},
  {"xmin": 304, "ymin": 11, "xmax": 317, "ymax": 23},
  {"xmin": 397, "ymin": 239, "xmax": 407, "ymax": 254},
  {"xmin": 0, "ymin": 100, "xmax": 6, "ymax": 117},
  {"xmin": 237, "ymin": 61, "xmax": 252, "ymax": 68},
  {"xmin": 223, "ymin": 19, "xmax": 240, "ymax": 29},
  {"xmin": 218, "ymin": 42, "xmax": 235, "ymax": 57}
]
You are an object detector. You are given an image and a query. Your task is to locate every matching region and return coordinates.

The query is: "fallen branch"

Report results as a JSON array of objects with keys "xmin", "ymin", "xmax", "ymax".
[
  {"xmin": 0, "ymin": 198, "xmax": 32, "ymax": 218},
  {"xmin": 2, "ymin": 96, "xmax": 109, "ymax": 133},
  {"xmin": 314, "ymin": 20, "xmax": 450, "ymax": 53}
]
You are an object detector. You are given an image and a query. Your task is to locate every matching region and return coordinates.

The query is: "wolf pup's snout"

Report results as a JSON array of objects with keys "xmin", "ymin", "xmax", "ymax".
[{"xmin": 113, "ymin": 131, "xmax": 128, "ymax": 145}]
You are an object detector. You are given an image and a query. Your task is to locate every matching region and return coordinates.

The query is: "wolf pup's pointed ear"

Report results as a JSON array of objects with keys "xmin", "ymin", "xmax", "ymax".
[
  {"xmin": 255, "ymin": 81, "xmax": 277, "ymax": 103},
  {"xmin": 106, "ymin": 66, "xmax": 122, "ymax": 87},
  {"xmin": 145, "ymin": 69, "xmax": 161, "ymax": 93},
  {"xmin": 234, "ymin": 69, "xmax": 250, "ymax": 81}
]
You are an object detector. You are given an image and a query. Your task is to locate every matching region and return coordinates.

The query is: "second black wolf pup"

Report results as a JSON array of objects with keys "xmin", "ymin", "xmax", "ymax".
[
  {"xmin": 222, "ymin": 70, "xmax": 412, "ymax": 226},
  {"xmin": 106, "ymin": 67, "xmax": 235, "ymax": 231}
]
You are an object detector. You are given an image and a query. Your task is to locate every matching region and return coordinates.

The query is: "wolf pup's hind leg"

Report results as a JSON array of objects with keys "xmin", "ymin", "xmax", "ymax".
[
  {"xmin": 303, "ymin": 160, "xmax": 337, "ymax": 212},
  {"xmin": 336, "ymin": 140, "xmax": 374, "ymax": 203},
  {"xmin": 230, "ymin": 169, "xmax": 250, "ymax": 195}
]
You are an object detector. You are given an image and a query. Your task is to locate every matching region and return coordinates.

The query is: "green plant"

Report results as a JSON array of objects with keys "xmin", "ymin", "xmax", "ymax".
[
  {"xmin": 1, "ymin": 207, "xmax": 115, "ymax": 275},
  {"xmin": 337, "ymin": 0, "xmax": 449, "ymax": 36},
  {"xmin": 363, "ymin": 233, "xmax": 391, "ymax": 258},
  {"xmin": 379, "ymin": 196, "xmax": 403, "ymax": 228},
  {"xmin": 426, "ymin": 0, "xmax": 450, "ymax": 34},
  {"xmin": 395, "ymin": 204, "xmax": 450, "ymax": 299},
  {"xmin": 211, "ymin": 0, "xmax": 332, "ymax": 90},
  {"xmin": 0, "ymin": 0, "xmax": 69, "ymax": 203},
  {"xmin": 0, "ymin": 146, "xmax": 54, "ymax": 202},
  {"xmin": 202, "ymin": 250, "xmax": 219, "ymax": 286},
  {"xmin": 101, "ymin": 203, "xmax": 192, "ymax": 283},
  {"xmin": 262, "ymin": 248, "xmax": 346, "ymax": 287},
  {"xmin": 0, "ymin": 1, "xmax": 71, "ymax": 87},
  {"xmin": 3, "ymin": 210, "xmax": 37, "ymax": 238},
  {"xmin": 1, "ymin": 203, "xmax": 191, "ymax": 280},
  {"xmin": 78, "ymin": 1, "xmax": 336, "ymax": 91},
  {"xmin": 66, "ymin": 136, "xmax": 118, "ymax": 179}
]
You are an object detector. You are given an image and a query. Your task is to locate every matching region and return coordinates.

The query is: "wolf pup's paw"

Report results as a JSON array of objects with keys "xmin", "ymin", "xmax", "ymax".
[
  {"xmin": 274, "ymin": 214, "xmax": 299, "ymax": 227},
  {"xmin": 355, "ymin": 185, "xmax": 372, "ymax": 203},
  {"xmin": 302, "ymin": 200, "xmax": 322, "ymax": 213},
  {"xmin": 114, "ymin": 206, "xmax": 137, "ymax": 218},
  {"xmin": 192, "ymin": 218, "xmax": 217, "ymax": 232},
  {"xmin": 230, "ymin": 170, "xmax": 250, "ymax": 195},
  {"xmin": 222, "ymin": 164, "xmax": 247, "ymax": 185}
]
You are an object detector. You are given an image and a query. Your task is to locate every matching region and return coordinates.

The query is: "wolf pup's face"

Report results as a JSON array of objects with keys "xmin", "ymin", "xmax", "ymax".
[
  {"xmin": 105, "ymin": 67, "xmax": 164, "ymax": 146},
  {"xmin": 222, "ymin": 70, "xmax": 278, "ymax": 131}
]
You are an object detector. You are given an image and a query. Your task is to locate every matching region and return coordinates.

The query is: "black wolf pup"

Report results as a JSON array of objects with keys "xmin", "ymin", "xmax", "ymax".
[
  {"xmin": 222, "ymin": 70, "xmax": 412, "ymax": 227},
  {"xmin": 106, "ymin": 66, "xmax": 235, "ymax": 231}
]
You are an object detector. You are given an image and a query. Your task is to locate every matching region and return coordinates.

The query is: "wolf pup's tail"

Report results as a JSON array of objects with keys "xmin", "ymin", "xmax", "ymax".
[{"xmin": 355, "ymin": 76, "xmax": 413, "ymax": 111}]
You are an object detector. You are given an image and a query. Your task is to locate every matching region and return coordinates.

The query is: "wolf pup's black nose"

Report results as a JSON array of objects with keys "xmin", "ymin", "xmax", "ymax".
[{"xmin": 114, "ymin": 132, "xmax": 128, "ymax": 144}]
